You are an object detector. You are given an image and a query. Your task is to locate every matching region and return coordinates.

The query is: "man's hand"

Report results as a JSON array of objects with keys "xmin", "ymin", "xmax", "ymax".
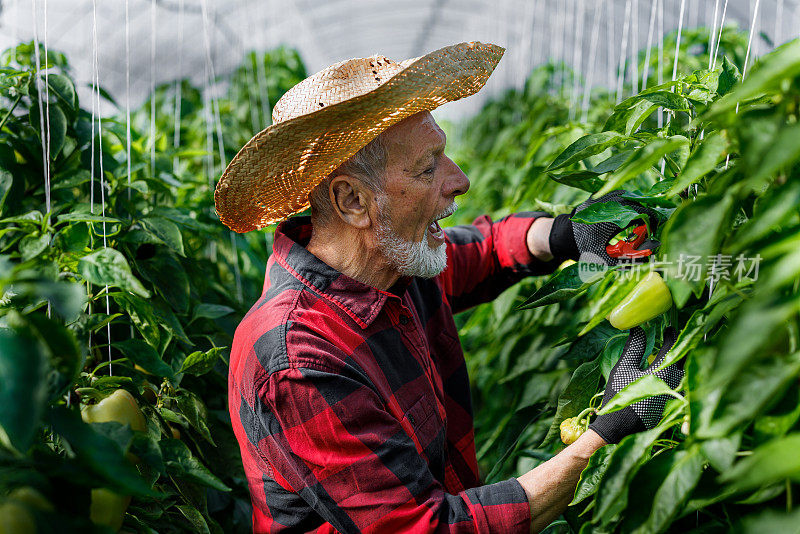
[
  {"xmin": 515, "ymin": 327, "xmax": 682, "ymax": 533},
  {"xmin": 589, "ymin": 326, "xmax": 683, "ymax": 444},
  {"xmin": 548, "ymin": 190, "xmax": 660, "ymax": 265},
  {"xmin": 516, "ymin": 429, "xmax": 606, "ymax": 533}
]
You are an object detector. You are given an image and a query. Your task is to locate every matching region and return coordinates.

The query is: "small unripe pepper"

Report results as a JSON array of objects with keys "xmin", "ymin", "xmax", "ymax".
[
  {"xmin": 607, "ymin": 272, "xmax": 673, "ymax": 330},
  {"xmin": 560, "ymin": 417, "xmax": 586, "ymax": 445}
]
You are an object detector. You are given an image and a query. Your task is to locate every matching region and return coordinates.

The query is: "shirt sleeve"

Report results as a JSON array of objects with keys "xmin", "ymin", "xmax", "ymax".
[
  {"xmin": 253, "ymin": 331, "xmax": 531, "ymax": 533},
  {"xmin": 441, "ymin": 211, "xmax": 561, "ymax": 314}
]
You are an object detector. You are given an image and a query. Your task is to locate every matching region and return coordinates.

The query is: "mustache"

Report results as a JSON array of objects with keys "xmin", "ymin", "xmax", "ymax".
[{"xmin": 434, "ymin": 202, "xmax": 458, "ymax": 222}]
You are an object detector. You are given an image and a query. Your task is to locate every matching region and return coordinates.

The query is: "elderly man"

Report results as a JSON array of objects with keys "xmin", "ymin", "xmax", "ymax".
[{"xmin": 216, "ymin": 42, "xmax": 679, "ymax": 533}]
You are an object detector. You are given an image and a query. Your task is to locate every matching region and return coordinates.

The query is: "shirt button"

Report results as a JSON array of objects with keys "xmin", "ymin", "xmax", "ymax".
[{"xmin": 399, "ymin": 315, "xmax": 409, "ymax": 325}]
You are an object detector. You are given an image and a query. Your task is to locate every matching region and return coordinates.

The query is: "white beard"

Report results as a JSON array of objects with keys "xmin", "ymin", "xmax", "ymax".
[{"xmin": 375, "ymin": 198, "xmax": 456, "ymax": 279}]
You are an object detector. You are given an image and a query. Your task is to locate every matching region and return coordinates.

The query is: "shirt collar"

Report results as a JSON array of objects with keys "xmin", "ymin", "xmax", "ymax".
[{"xmin": 271, "ymin": 216, "xmax": 411, "ymax": 328}]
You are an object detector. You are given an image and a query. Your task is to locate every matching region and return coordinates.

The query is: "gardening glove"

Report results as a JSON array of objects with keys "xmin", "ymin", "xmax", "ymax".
[
  {"xmin": 589, "ymin": 326, "xmax": 683, "ymax": 444},
  {"xmin": 548, "ymin": 190, "xmax": 660, "ymax": 266}
]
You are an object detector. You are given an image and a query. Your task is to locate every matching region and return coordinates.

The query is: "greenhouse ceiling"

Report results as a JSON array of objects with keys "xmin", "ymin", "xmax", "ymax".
[{"xmin": 1, "ymin": 0, "xmax": 799, "ymax": 121}]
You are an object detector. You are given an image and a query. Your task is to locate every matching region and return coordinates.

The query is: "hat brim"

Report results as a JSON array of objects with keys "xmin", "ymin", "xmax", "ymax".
[{"xmin": 214, "ymin": 41, "xmax": 504, "ymax": 233}]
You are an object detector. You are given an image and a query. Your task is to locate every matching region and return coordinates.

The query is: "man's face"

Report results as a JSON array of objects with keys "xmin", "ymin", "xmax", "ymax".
[{"xmin": 372, "ymin": 111, "xmax": 470, "ymax": 278}]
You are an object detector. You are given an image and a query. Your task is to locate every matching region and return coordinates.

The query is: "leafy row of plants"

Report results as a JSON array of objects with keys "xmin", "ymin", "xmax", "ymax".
[
  {"xmin": 0, "ymin": 42, "xmax": 305, "ymax": 532},
  {"xmin": 451, "ymin": 26, "xmax": 800, "ymax": 533}
]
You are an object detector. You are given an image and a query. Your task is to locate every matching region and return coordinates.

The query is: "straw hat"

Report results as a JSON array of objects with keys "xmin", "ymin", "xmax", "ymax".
[{"xmin": 214, "ymin": 41, "xmax": 504, "ymax": 233}]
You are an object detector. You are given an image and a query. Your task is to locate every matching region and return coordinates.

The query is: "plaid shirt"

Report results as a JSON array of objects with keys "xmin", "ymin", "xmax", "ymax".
[{"xmin": 229, "ymin": 213, "xmax": 559, "ymax": 533}]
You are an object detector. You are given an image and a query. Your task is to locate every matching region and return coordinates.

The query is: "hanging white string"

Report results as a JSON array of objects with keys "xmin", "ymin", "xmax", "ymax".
[
  {"xmin": 518, "ymin": 0, "xmax": 534, "ymax": 90},
  {"xmin": 569, "ymin": 0, "xmax": 585, "ymax": 120},
  {"xmin": 30, "ymin": 1, "xmax": 50, "ymax": 218},
  {"xmin": 616, "ymin": 0, "xmax": 632, "ymax": 103},
  {"xmin": 724, "ymin": 0, "xmax": 761, "ymax": 170},
  {"xmin": 711, "ymin": 0, "xmax": 730, "ymax": 71},
  {"xmin": 709, "ymin": 0, "xmax": 761, "ymax": 336},
  {"xmin": 708, "ymin": 0, "xmax": 721, "ymax": 69},
  {"xmin": 172, "ymin": 0, "xmax": 184, "ymax": 175},
  {"xmin": 641, "ymin": 0, "xmax": 658, "ymax": 90},
  {"xmin": 242, "ymin": 0, "xmax": 262, "ymax": 133},
  {"xmin": 150, "ymin": 0, "xmax": 157, "ymax": 180},
  {"xmin": 657, "ymin": 0, "xmax": 664, "ymax": 128},
  {"xmin": 580, "ymin": 0, "xmax": 602, "ymax": 123},
  {"xmin": 254, "ymin": 8, "xmax": 271, "ymax": 126},
  {"xmin": 671, "ymin": 0, "xmax": 687, "ymax": 84},
  {"xmin": 90, "ymin": 0, "xmax": 112, "ymax": 375},
  {"xmin": 43, "ymin": 0, "xmax": 52, "ymax": 222},
  {"xmin": 631, "ymin": 0, "xmax": 639, "ymax": 95},
  {"xmin": 200, "ymin": 0, "xmax": 243, "ymax": 302},
  {"xmin": 606, "ymin": 0, "xmax": 615, "ymax": 93},
  {"xmin": 125, "ymin": 0, "xmax": 132, "ymax": 199}
]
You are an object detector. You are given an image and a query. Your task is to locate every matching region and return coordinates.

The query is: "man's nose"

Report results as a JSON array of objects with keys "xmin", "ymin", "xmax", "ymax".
[{"xmin": 442, "ymin": 156, "xmax": 470, "ymax": 198}]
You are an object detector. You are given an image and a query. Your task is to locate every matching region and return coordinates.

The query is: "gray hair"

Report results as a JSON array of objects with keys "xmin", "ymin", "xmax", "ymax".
[{"xmin": 309, "ymin": 132, "xmax": 388, "ymax": 225}]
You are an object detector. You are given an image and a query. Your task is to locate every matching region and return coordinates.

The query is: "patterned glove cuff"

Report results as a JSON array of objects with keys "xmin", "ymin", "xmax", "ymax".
[
  {"xmin": 548, "ymin": 213, "xmax": 579, "ymax": 262},
  {"xmin": 588, "ymin": 407, "xmax": 646, "ymax": 445}
]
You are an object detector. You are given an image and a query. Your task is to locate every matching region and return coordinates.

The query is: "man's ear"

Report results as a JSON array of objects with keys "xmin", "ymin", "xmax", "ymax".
[{"xmin": 329, "ymin": 175, "xmax": 372, "ymax": 229}]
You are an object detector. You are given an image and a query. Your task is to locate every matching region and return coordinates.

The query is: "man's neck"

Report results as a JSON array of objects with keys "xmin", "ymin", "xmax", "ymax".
[{"xmin": 306, "ymin": 221, "xmax": 401, "ymax": 291}]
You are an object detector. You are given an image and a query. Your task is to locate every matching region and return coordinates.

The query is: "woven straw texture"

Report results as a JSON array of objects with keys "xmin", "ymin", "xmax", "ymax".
[{"xmin": 214, "ymin": 41, "xmax": 504, "ymax": 233}]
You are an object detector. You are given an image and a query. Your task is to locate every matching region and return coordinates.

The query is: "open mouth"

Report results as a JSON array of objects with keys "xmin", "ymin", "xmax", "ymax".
[
  {"xmin": 426, "ymin": 203, "xmax": 457, "ymax": 241},
  {"xmin": 427, "ymin": 220, "xmax": 444, "ymax": 239}
]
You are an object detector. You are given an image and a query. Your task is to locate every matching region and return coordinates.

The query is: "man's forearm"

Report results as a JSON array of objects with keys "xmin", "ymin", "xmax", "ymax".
[
  {"xmin": 516, "ymin": 429, "xmax": 607, "ymax": 533},
  {"xmin": 527, "ymin": 217, "xmax": 554, "ymax": 261}
]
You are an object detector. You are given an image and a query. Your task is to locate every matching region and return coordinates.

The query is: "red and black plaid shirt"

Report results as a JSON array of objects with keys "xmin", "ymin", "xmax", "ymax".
[{"xmin": 229, "ymin": 213, "xmax": 559, "ymax": 533}]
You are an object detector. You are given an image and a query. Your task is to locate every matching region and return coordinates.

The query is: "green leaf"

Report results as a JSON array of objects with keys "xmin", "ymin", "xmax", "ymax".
[
  {"xmin": 18, "ymin": 233, "xmax": 49, "ymax": 260},
  {"xmin": 53, "ymin": 222, "xmax": 89, "ymax": 252},
  {"xmin": 716, "ymin": 56, "xmax": 740, "ymax": 97},
  {"xmin": 114, "ymin": 338, "xmax": 174, "ymax": 379},
  {"xmin": 707, "ymin": 39, "xmax": 800, "ymax": 118},
  {"xmin": 136, "ymin": 249, "xmax": 190, "ymax": 314},
  {"xmin": 0, "ymin": 321, "xmax": 48, "ymax": 453},
  {"xmin": 658, "ymin": 194, "xmax": 734, "ymax": 294},
  {"xmin": 30, "ymin": 103, "xmax": 67, "ymax": 159},
  {"xmin": 594, "ymin": 425, "xmax": 664, "ymax": 525},
  {"xmin": 594, "ymin": 136, "xmax": 690, "ymax": 197},
  {"xmin": 176, "ymin": 504, "xmax": 211, "ymax": 534},
  {"xmin": 700, "ymin": 433, "xmax": 742, "ymax": 473},
  {"xmin": 733, "ymin": 179, "xmax": 800, "ymax": 253},
  {"xmin": 141, "ymin": 216, "xmax": 185, "ymax": 257},
  {"xmin": 161, "ymin": 439, "xmax": 230, "ymax": 491},
  {"xmin": 45, "ymin": 73, "xmax": 76, "ymax": 110},
  {"xmin": 519, "ymin": 263, "xmax": 600, "ymax": 309},
  {"xmin": 719, "ymin": 433, "xmax": 800, "ymax": 491},
  {"xmin": 636, "ymin": 447, "xmax": 704, "ymax": 533},
  {"xmin": 56, "ymin": 212, "xmax": 122, "ymax": 225},
  {"xmin": 539, "ymin": 359, "xmax": 600, "ymax": 448},
  {"xmin": 179, "ymin": 347, "xmax": 224, "ymax": 376},
  {"xmin": 48, "ymin": 406, "xmax": 159, "ymax": 497},
  {"xmin": 0, "ymin": 167, "xmax": 12, "ymax": 213},
  {"xmin": 191, "ymin": 303, "xmax": 236, "ymax": 322},
  {"xmin": 25, "ymin": 313, "xmax": 84, "ymax": 400},
  {"xmin": 667, "ymin": 131, "xmax": 727, "ymax": 196},
  {"xmin": 112, "ymin": 293, "xmax": 161, "ymax": 349},
  {"xmin": 571, "ymin": 444, "xmax": 616, "ymax": 505},
  {"xmin": 175, "ymin": 389, "xmax": 215, "ymax": 445},
  {"xmin": 697, "ymin": 350, "xmax": 800, "ymax": 439},
  {"xmin": 736, "ymin": 509, "xmax": 800, "ymax": 534},
  {"xmin": 548, "ymin": 132, "xmax": 628, "ymax": 171},
  {"xmin": 739, "ymin": 121, "xmax": 800, "ymax": 194},
  {"xmin": 549, "ymin": 171, "xmax": 605, "ymax": 193},
  {"xmin": 603, "ymin": 100, "xmax": 658, "ymax": 135},
  {"xmin": 571, "ymin": 202, "xmax": 647, "ymax": 228},
  {"xmin": 596, "ymin": 374, "xmax": 678, "ymax": 416},
  {"xmin": 78, "ymin": 248, "xmax": 150, "ymax": 298}
]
